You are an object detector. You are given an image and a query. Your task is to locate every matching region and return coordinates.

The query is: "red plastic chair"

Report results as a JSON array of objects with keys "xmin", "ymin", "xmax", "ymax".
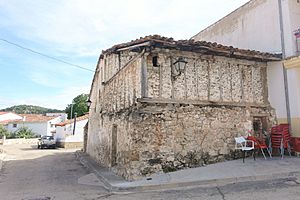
[
  {"xmin": 270, "ymin": 124, "xmax": 291, "ymax": 158},
  {"xmin": 247, "ymin": 136, "xmax": 272, "ymax": 159}
]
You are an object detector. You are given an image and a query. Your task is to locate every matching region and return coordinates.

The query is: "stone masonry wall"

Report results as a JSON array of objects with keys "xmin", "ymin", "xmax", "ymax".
[
  {"xmin": 87, "ymin": 48, "xmax": 275, "ymax": 181},
  {"xmin": 101, "ymin": 104, "xmax": 276, "ymax": 180},
  {"xmin": 146, "ymin": 50, "xmax": 268, "ymax": 105},
  {"xmin": 87, "ymin": 52, "xmax": 143, "ymax": 167}
]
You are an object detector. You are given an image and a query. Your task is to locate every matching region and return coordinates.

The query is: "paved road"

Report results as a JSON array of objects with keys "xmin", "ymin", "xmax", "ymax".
[
  {"xmin": 1, "ymin": 144, "xmax": 300, "ymax": 200},
  {"xmin": 0, "ymin": 144, "xmax": 108, "ymax": 200},
  {"xmin": 107, "ymin": 178, "xmax": 300, "ymax": 200}
]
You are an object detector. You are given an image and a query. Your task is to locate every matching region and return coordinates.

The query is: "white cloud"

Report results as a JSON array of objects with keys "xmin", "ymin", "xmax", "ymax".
[
  {"xmin": 0, "ymin": 0, "xmax": 250, "ymax": 109},
  {"xmin": 0, "ymin": 0, "xmax": 250, "ymax": 55}
]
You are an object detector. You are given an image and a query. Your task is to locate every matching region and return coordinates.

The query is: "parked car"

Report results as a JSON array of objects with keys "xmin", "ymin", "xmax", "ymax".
[{"xmin": 37, "ymin": 136, "xmax": 56, "ymax": 149}]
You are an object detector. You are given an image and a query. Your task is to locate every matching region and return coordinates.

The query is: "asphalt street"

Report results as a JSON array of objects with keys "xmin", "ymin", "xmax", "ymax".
[{"xmin": 1, "ymin": 144, "xmax": 300, "ymax": 200}]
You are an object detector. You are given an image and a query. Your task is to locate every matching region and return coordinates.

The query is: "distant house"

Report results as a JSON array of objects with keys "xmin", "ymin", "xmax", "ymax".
[
  {"xmin": 0, "ymin": 112, "xmax": 23, "ymax": 125},
  {"xmin": 55, "ymin": 114, "xmax": 88, "ymax": 148},
  {"xmin": 6, "ymin": 114, "xmax": 65, "ymax": 136}
]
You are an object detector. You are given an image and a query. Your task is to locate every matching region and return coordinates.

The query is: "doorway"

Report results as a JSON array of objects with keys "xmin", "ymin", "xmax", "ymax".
[
  {"xmin": 252, "ymin": 116, "xmax": 268, "ymax": 140},
  {"xmin": 111, "ymin": 124, "xmax": 118, "ymax": 166}
]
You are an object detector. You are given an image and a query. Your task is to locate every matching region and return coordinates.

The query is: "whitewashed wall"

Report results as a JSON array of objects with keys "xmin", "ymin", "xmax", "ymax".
[
  {"xmin": 192, "ymin": 0, "xmax": 300, "ymax": 136},
  {"xmin": 55, "ymin": 119, "xmax": 87, "ymax": 143},
  {"xmin": 47, "ymin": 117, "xmax": 63, "ymax": 136},
  {"xmin": 6, "ymin": 116, "xmax": 63, "ymax": 137},
  {"xmin": 6, "ymin": 122, "xmax": 47, "ymax": 136},
  {"xmin": 192, "ymin": 0, "xmax": 282, "ymax": 54}
]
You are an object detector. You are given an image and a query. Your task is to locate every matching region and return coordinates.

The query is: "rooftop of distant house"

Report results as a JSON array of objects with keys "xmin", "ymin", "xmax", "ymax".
[
  {"xmin": 0, "ymin": 112, "xmax": 9, "ymax": 115},
  {"xmin": 55, "ymin": 114, "xmax": 89, "ymax": 127},
  {"xmin": 7, "ymin": 114, "xmax": 60, "ymax": 123}
]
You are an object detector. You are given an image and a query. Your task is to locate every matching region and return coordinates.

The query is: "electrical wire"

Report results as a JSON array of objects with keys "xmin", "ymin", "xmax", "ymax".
[{"xmin": 0, "ymin": 38, "xmax": 95, "ymax": 73}]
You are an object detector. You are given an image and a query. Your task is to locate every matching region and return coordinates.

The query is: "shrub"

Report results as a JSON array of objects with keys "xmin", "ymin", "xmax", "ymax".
[
  {"xmin": 0, "ymin": 125, "xmax": 10, "ymax": 138},
  {"xmin": 14, "ymin": 127, "xmax": 36, "ymax": 139}
]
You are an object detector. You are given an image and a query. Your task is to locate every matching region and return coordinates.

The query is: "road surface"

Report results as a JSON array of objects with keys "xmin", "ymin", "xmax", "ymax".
[{"xmin": 1, "ymin": 144, "xmax": 300, "ymax": 200}]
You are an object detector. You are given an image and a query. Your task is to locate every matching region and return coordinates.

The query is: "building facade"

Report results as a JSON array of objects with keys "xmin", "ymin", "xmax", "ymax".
[
  {"xmin": 87, "ymin": 35, "xmax": 280, "ymax": 180},
  {"xmin": 192, "ymin": 0, "xmax": 300, "ymax": 137},
  {"xmin": 55, "ymin": 114, "xmax": 88, "ymax": 148},
  {"xmin": 6, "ymin": 114, "xmax": 63, "ymax": 136}
]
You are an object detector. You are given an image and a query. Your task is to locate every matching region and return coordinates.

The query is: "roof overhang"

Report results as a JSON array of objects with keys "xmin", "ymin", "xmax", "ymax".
[
  {"xmin": 283, "ymin": 55, "xmax": 300, "ymax": 69},
  {"xmin": 102, "ymin": 35, "xmax": 282, "ymax": 62}
]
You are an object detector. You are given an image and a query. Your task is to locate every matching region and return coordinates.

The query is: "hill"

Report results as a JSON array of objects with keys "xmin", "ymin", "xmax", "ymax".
[{"xmin": 0, "ymin": 105, "xmax": 64, "ymax": 114}]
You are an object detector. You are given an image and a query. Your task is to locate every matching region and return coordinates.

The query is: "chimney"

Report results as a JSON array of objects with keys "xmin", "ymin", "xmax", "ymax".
[{"xmin": 23, "ymin": 116, "xmax": 26, "ymax": 121}]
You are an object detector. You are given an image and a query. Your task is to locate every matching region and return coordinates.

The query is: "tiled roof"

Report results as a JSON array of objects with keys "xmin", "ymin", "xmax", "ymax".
[
  {"xmin": 8, "ymin": 114, "xmax": 57, "ymax": 123},
  {"xmin": 102, "ymin": 35, "xmax": 281, "ymax": 62},
  {"xmin": 0, "ymin": 112, "xmax": 8, "ymax": 115},
  {"xmin": 55, "ymin": 114, "xmax": 89, "ymax": 126},
  {"xmin": 0, "ymin": 120, "xmax": 10, "ymax": 125}
]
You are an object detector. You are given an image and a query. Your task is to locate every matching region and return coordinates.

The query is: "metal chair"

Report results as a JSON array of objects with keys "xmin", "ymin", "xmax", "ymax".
[
  {"xmin": 247, "ymin": 135, "xmax": 272, "ymax": 159},
  {"xmin": 235, "ymin": 136, "xmax": 255, "ymax": 163}
]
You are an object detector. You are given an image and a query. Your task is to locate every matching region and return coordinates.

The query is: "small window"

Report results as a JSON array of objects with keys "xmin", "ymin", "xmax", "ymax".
[
  {"xmin": 152, "ymin": 56, "xmax": 159, "ymax": 67},
  {"xmin": 13, "ymin": 124, "xmax": 17, "ymax": 128},
  {"xmin": 294, "ymin": 29, "xmax": 300, "ymax": 53},
  {"xmin": 296, "ymin": 37, "xmax": 300, "ymax": 53}
]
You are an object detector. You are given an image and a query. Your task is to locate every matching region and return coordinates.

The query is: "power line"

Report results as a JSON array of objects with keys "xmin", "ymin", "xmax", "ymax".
[{"xmin": 0, "ymin": 38, "xmax": 95, "ymax": 73}]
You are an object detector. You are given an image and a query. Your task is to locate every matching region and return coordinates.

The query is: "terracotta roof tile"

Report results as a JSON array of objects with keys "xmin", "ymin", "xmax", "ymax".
[
  {"xmin": 102, "ymin": 35, "xmax": 281, "ymax": 62},
  {"xmin": 55, "ymin": 114, "xmax": 89, "ymax": 126},
  {"xmin": 8, "ymin": 114, "xmax": 58, "ymax": 123}
]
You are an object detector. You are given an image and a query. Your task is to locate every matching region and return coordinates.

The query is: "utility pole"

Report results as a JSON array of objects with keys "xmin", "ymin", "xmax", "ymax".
[
  {"xmin": 278, "ymin": 0, "xmax": 292, "ymax": 130},
  {"xmin": 73, "ymin": 112, "xmax": 77, "ymax": 135},
  {"xmin": 70, "ymin": 103, "xmax": 74, "ymax": 119}
]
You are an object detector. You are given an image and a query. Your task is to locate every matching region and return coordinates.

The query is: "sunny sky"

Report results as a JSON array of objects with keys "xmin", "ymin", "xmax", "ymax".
[{"xmin": 0, "ymin": 0, "xmax": 249, "ymax": 110}]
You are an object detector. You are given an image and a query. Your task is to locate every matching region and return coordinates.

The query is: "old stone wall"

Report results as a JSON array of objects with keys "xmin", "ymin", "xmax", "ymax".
[
  {"xmin": 87, "ymin": 51, "xmax": 143, "ymax": 166},
  {"xmin": 87, "ymin": 47, "xmax": 275, "ymax": 181},
  {"xmin": 146, "ymin": 50, "xmax": 268, "ymax": 105},
  {"xmin": 98, "ymin": 104, "xmax": 275, "ymax": 180}
]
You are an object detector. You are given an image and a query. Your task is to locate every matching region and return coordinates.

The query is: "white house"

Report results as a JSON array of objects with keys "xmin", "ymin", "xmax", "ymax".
[
  {"xmin": 55, "ymin": 114, "xmax": 88, "ymax": 148},
  {"xmin": 192, "ymin": 0, "xmax": 300, "ymax": 137},
  {"xmin": 0, "ymin": 112, "xmax": 22, "ymax": 124},
  {"xmin": 6, "ymin": 114, "xmax": 64, "ymax": 136}
]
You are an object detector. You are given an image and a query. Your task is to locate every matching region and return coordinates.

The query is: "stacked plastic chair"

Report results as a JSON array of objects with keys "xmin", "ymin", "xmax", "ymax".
[{"xmin": 270, "ymin": 124, "xmax": 291, "ymax": 158}]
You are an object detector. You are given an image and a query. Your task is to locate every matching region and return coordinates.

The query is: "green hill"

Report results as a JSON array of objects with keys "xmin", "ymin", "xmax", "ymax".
[{"xmin": 0, "ymin": 105, "xmax": 64, "ymax": 114}]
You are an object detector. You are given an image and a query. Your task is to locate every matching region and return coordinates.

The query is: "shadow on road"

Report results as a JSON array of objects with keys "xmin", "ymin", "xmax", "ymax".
[
  {"xmin": 20, "ymin": 145, "xmax": 61, "ymax": 151},
  {"xmin": 0, "ymin": 146, "xmax": 107, "ymax": 200}
]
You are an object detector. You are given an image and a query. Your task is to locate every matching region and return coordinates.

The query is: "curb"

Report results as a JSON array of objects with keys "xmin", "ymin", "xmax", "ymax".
[
  {"xmin": 75, "ymin": 151, "xmax": 300, "ymax": 193},
  {"xmin": 114, "ymin": 172, "xmax": 300, "ymax": 193},
  {"xmin": 75, "ymin": 151, "xmax": 121, "ymax": 192},
  {"xmin": 0, "ymin": 149, "xmax": 5, "ymax": 171}
]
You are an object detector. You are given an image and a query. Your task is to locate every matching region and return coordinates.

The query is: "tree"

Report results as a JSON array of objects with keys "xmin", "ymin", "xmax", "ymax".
[
  {"xmin": 0, "ymin": 105, "xmax": 63, "ymax": 114},
  {"xmin": 65, "ymin": 94, "xmax": 89, "ymax": 119},
  {"xmin": 0, "ymin": 125, "xmax": 10, "ymax": 138}
]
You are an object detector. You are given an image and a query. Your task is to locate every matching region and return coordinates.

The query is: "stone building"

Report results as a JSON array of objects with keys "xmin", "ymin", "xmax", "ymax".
[{"xmin": 86, "ymin": 35, "xmax": 280, "ymax": 180}]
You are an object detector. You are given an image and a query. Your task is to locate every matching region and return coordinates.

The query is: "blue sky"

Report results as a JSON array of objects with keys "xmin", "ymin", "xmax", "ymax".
[{"xmin": 0, "ymin": 0, "xmax": 249, "ymax": 110}]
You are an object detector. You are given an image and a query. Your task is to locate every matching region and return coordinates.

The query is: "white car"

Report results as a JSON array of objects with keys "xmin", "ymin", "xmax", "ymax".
[{"xmin": 37, "ymin": 136, "xmax": 56, "ymax": 149}]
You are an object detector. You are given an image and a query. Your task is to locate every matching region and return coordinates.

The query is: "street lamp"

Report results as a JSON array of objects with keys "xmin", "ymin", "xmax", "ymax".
[
  {"xmin": 86, "ymin": 99, "xmax": 92, "ymax": 108},
  {"xmin": 172, "ymin": 57, "xmax": 188, "ymax": 78}
]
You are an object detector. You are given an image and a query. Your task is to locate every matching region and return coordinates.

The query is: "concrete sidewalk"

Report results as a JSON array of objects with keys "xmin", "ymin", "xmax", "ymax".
[{"xmin": 76, "ymin": 151, "xmax": 300, "ymax": 192}]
